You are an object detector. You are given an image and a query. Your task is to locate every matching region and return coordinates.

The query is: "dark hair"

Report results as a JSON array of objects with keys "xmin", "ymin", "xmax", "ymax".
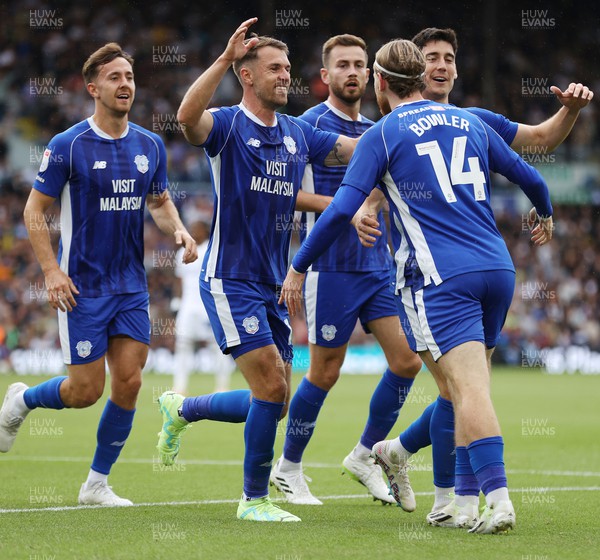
[
  {"xmin": 232, "ymin": 35, "xmax": 289, "ymax": 81},
  {"xmin": 411, "ymin": 28, "xmax": 458, "ymax": 54},
  {"xmin": 82, "ymin": 43, "xmax": 134, "ymax": 83},
  {"xmin": 375, "ymin": 39, "xmax": 425, "ymax": 98},
  {"xmin": 322, "ymin": 34, "xmax": 368, "ymax": 68}
]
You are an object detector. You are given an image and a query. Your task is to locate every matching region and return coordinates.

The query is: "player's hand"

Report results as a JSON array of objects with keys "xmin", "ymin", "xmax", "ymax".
[
  {"xmin": 278, "ymin": 267, "xmax": 305, "ymax": 317},
  {"xmin": 551, "ymin": 83, "xmax": 594, "ymax": 112},
  {"xmin": 222, "ymin": 18, "xmax": 260, "ymax": 64},
  {"xmin": 175, "ymin": 230, "xmax": 198, "ymax": 264},
  {"xmin": 45, "ymin": 268, "xmax": 79, "ymax": 312},
  {"xmin": 528, "ymin": 207, "xmax": 553, "ymax": 246},
  {"xmin": 352, "ymin": 213, "xmax": 382, "ymax": 247}
]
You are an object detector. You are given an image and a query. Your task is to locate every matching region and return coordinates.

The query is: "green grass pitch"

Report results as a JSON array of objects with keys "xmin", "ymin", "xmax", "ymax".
[{"xmin": 0, "ymin": 367, "xmax": 599, "ymax": 559}]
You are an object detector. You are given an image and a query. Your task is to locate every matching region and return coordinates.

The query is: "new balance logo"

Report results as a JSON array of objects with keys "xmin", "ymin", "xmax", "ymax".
[
  {"xmin": 246, "ymin": 138, "xmax": 261, "ymax": 148},
  {"xmin": 93, "ymin": 161, "xmax": 107, "ymax": 169},
  {"xmin": 110, "ymin": 440, "xmax": 127, "ymax": 447}
]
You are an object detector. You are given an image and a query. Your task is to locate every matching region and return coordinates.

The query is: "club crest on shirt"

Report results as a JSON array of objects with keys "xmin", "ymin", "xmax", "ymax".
[
  {"xmin": 283, "ymin": 136, "xmax": 297, "ymax": 155},
  {"xmin": 76, "ymin": 340, "xmax": 93, "ymax": 358},
  {"xmin": 134, "ymin": 154, "xmax": 149, "ymax": 174},
  {"xmin": 321, "ymin": 324, "xmax": 337, "ymax": 342},
  {"xmin": 242, "ymin": 316, "xmax": 260, "ymax": 335}
]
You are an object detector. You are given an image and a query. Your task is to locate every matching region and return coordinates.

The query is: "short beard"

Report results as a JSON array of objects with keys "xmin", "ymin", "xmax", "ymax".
[{"xmin": 330, "ymin": 82, "xmax": 365, "ymax": 105}]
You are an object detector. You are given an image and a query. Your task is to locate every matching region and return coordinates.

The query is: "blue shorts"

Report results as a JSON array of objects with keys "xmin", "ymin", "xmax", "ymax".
[
  {"xmin": 200, "ymin": 277, "xmax": 293, "ymax": 362},
  {"xmin": 304, "ymin": 269, "xmax": 397, "ymax": 347},
  {"xmin": 397, "ymin": 270, "xmax": 515, "ymax": 361},
  {"xmin": 58, "ymin": 292, "xmax": 150, "ymax": 365}
]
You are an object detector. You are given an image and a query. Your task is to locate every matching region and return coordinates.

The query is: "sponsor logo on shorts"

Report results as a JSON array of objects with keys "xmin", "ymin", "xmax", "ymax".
[
  {"xmin": 321, "ymin": 324, "xmax": 337, "ymax": 342},
  {"xmin": 76, "ymin": 340, "xmax": 93, "ymax": 358},
  {"xmin": 242, "ymin": 316, "xmax": 260, "ymax": 335}
]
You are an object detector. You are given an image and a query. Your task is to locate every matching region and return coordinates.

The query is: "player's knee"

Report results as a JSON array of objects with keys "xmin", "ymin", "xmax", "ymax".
[
  {"xmin": 69, "ymin": 386, "xmax": 102, "ymax": 408},
  {"xmin": 389, "ymin": 353, "xmax": 422, "ymax": 379},
  {"xmin": 116, "ymin": 374, "xmax": 142, "ymax": 400}
]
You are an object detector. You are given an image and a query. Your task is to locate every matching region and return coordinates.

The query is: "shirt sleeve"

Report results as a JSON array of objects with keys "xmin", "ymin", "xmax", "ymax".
[
  {"xmin": 485, "ymin": 122, "xmax": 553, "ymax": 217},
  {"xmin": 466, "ymin": 107, "xmax": 519, "ymax": 146},
  {"xmin": 201, "ymin": 106, "xmax": 237, "ymax": 157},
  {"xmin": 150, "ymin": 135, "xmax": 169, "ymax": 197},
  {"xmin": 340, "ymin": 125, "xmax": 389, "ymax": 196},
  {"xmin": 292, "ymin": 117, "xmax": 338, "ymax": 165},
  {"xmin": 32, "ymin": 133, "xmax": 70, "ymax": 198},
  {"xmin": 292, "ymin": 185, "xmax": 368, "ymax": 273}
]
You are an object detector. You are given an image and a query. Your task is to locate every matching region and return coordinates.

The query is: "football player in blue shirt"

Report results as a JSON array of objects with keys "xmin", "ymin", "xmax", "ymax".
[
  {"xmin": 355, "ymin": 27, "xmax": 593, "ymax": 526},
  {"xmin": 270, "ymin": 34, "xmax": 421, "ymax": 508},
  {"xmin": 155, "ymin": 18, "xmax": 358, "ymax": 522},
  {"xmin": 279, "ymin": 39, "xmax": 554, "ymax": 534},
  {"xmin": 0, "ymin": 43, "xmax": 197, "ymax": 506}
]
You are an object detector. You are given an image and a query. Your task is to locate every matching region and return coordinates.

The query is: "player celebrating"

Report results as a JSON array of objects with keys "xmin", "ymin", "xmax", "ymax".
[
  {"xmin": 155, "ymin": 18, "xmax": 357, "ymax": 522},
  {"xmin": 0, "ymin": 43, "xmax": 197, "ymax": 506},
  {"xmin": 280, "ymin": 38, "xmax": 553, "ymax": 534},
  {"xmin": 355, "ymin": 27, "xmax": 593, "ymax": 525},
  {"xmin": 172, "ymin": 219, "xmax": 236, "ymax": 394},
  {"xmin": 270, "ymin": 34, "xmax": 421, "ymax": 508}
]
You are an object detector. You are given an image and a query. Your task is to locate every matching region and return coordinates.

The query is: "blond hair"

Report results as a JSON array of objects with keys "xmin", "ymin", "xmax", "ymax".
[{"xmin": 374, "ymin": 39, "xmax": 425, "ymax": 97}]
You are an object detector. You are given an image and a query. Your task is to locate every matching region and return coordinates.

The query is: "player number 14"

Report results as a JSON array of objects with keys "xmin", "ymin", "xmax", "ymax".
[{"xmin": 416, "ymin": 136, "xmax": 486, "ymax": 202}]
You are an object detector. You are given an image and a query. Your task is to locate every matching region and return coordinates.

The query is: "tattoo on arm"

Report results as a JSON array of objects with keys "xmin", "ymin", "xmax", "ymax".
[{"xmin": 324, "ymin": 142, "xmax": 346, "ymax": 166}]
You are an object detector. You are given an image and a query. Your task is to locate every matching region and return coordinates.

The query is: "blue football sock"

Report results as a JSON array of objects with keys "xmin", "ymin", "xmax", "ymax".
[
  {"xmin": 467, "ymin": 436, "xmax": 508, "ymax": 495},
  {"xmin": 181, "ymin": 389, "xmax": 251, "ymax": 423},
  {"xmin": 360, "ymin": 369, "xmax": 414, "ymax": 449},
  {"xmin": 399, "ymin": 399, "xmax": 435, "ymax": 453},
  {"xmin": 455, "ymin": 446, "xmax": 479, "ymax": 496},
  {"xmin": 91, "ymin": 399, "xmax": 135, "ymax": 475},
  {"xmin": 22, "ymin": 376, "xmax": 67, "ymax": 410},
  {"xmin": 283, "ymin": 376, "xmax": 328, "ymax": 463},
  {"xmin": 243, "ymin": 397, "xmax": 284, "ymax": 499},
  {"xmin": 430, "ymin": 396, "xmax": 455, "ymax": 488}
]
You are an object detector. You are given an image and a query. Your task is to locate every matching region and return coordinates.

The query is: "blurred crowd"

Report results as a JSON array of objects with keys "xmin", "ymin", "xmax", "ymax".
[{"xmin": 1, "ymin": 0, "xmax": 599, "ymax": 370}]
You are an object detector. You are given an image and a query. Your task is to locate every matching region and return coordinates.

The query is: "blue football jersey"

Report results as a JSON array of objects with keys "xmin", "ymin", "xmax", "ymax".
[
  {"xmin": 341, "ymin": 100, "xmax": 551, "ymax": 292},
  {"xmin": 466, "ymin": 107, "xmax": 519, "ymax": 146},
  {"xmin": 32, "ymin": 117, "xmax": 168, "ymax": 297},
  {"xmin": 200, "ymin": 104, "xmax": 337, "ymax": 285},
  {"xmin": 299, "ymin": 102, "xmax": 392, "ymax": 272}
]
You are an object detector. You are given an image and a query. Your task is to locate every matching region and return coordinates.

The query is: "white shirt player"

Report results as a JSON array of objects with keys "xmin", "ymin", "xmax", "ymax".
[{"xmin": 175, "ymin": 240, "xmax": 211, "ymax": 341}]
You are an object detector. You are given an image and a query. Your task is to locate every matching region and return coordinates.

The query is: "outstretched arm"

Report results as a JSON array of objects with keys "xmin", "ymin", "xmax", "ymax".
[
  {"xmin": 323, "ymin": 135, "xmax": 359, "ymax": 166},
  {"xmin": 177, "ymin": 17, "xmax": 259, "ymax": 146},
  {"xmin": 511, "ymin": 82, "xmax": 593, "ymax": 152}
]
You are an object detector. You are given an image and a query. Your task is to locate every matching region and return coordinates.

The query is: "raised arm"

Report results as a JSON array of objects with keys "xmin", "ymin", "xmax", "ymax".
[
  {"xmin": 24, "ymin": 189, "xmax": 79, "ymax": 311},
  {"xmin": 511, "ymin": 82, "xmax": 593, "ymax": 152},
  {"xmin": 177, "ymin": 18, "xmax": 259, "ymax": 146}
]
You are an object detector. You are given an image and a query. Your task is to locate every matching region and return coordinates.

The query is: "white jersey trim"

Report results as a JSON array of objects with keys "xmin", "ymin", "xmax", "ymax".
[
  {"xmin": 304, "ymin": 271, "xmax": 319, "ymax": 344},
  {"xmin": 205, "ymin": 155, "xmax": 222, "ymax": 280},
  {"xmin": 59, "ymin": 182, "xmax": 72, "ymax": 276},
  {"xmin": 58, "ymin": 309, "xmax": 71, "ymax": 364},
  {"xmin": 414, "ymin": 289, "xmax": 441, "ymax": 360},
  {"xmin": 210, "ymin": 278, "xmax": 241, "ymax": 347},
  {"xmin": 400, "ymin": 286, "xmax": 426, "ymax": 352},
  {"xmin": 381, "ymin": 170, "xmax": 442, "ymax": 287},
  {"xmin": 86, "ymin": 116, "xmax": 129, "ymax": 139},
  {"xmin": 323, "ymin": 100, "xmax": 364, "ymax": 123},
  {"xmin": 238, "ymin": 103, "xmax": 278, "ymax": 128}
]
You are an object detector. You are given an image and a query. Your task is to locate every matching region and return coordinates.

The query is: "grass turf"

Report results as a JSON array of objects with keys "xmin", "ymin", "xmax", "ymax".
[{"xmin": 0, "ymin": 367, "xmax": 599, "ymax": 559}]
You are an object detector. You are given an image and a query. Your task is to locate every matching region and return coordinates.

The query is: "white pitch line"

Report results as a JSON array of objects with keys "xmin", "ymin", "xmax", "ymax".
[
  {"xmin": 3, "ymin": 455, "xmax": 600, "ymax": 478},
  {"xmin": 1, "ymin": 486, "xmax": 599, "ymax": 515}
]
